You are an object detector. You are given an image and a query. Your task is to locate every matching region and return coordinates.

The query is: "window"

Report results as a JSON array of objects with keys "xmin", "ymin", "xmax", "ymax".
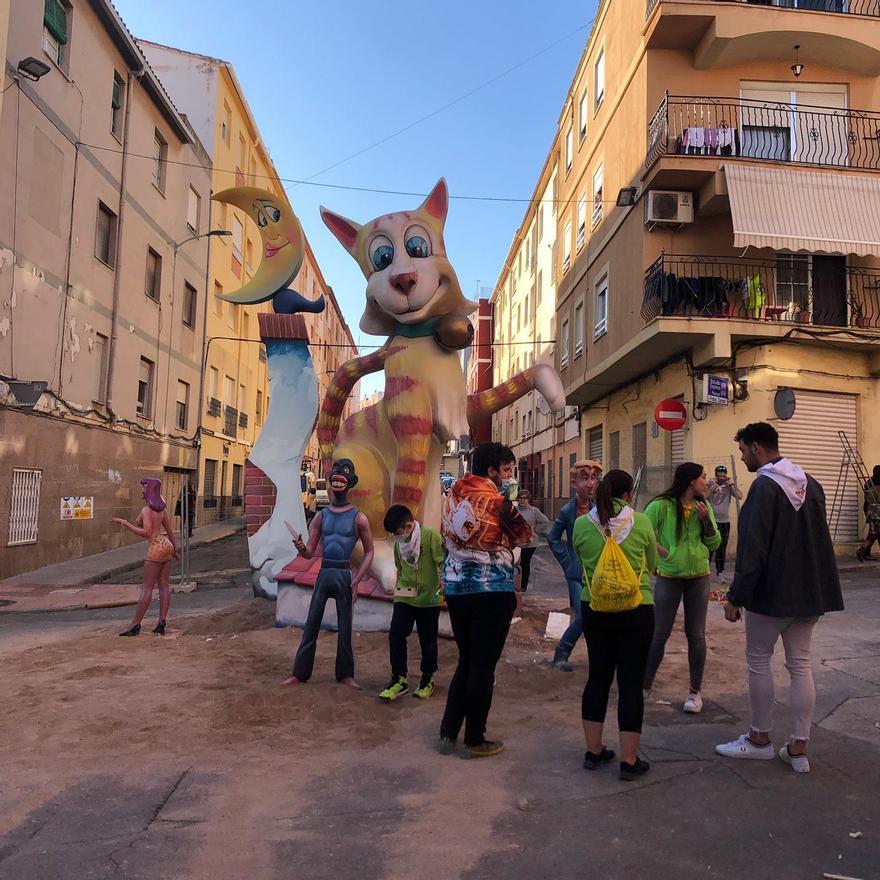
[
  {"xmin": 152, "ymin": 130, "xmax": 167, "ymax": 191},
  {"xmin": 560, "ymin": 318, "xmax": 570, "ymax": 368},
  {"xmin": 592, "ymin": 165, "xmax": 604, "ymax": 228},
  {"xmin": 231, "ymin": 215, "xmax": 243, "ymax": 262},
  {"xmin": 176, "ymin": 380, "xmax": 189, "ymax": 430},
  {"xmin": 536, "ymin": 270, "xmax": 543, "ymax": 306},
  {"xmin": 214, "ymin": 281, "xmax": 224, "ymax": 318},
  {"xmin": 95, "ymin": 202, "xmax": 117, "ymax": 267},
  {"xmin": 574, "ymin": 301, "xmax": 584, "ymax": 358},
  {"xmin": 137, "ymin": 357, "xmax": 154, "ymax": 418},
  {"xmin": 588, "ymin": 425, "xmax": 603, "ymax": 463},
  {"xmin": 93, "ymin": 332, "xmax": 109, "ymax": 403},
  {"xmin": 565, "ymin": 126, "xmax": 573, "ymax": 172},
  {"xmin": 562, "ymin": 220, "xmax": 572, "ymax": 273},
  {"xmin": 239, "ymin": 383, "xmax": 246, "ymax": 416},
  {"xmin": 579, "ymin": 89, "xmax": 588, "ymax": 140},
  {"xmin": 183, "ymin": 282, "xmax": 197, "ymax": 328},
  {"xmin": 208, "ymin": 367, "xmax": 218, "ymax": 401},
  {"xmin": 187, "ymin": 186, "xmax": 200, "ymax": 231},
  {"xmin": 594, "ymin": 49, "xmax": 605, "ymax": 110},
  {"xmin": 111, "ymin": 72, "xmax": 124, "ymax": 138},
  {"xmin": 632, "ymin": 422, "xmax": 647, "ymax": 470},
  {"xmin": 551, "ymin": 173, "xmax": 558, "ymax": 215},
  {"xmin": 595, "ymin": 272, "xmax": 609, "ymax": 337},
  {"xmin": 145, "ymin": 248, "xmax": 162, "ymax": 301},
  {"xmin": 609, "ymin": 431, "xmax": 620, "ymax": 470},
  {"xmin": 8, "ymin": 468, "xmax": 42, "ymax": 546},
  {"xmin": 256, "ymin": 389, "xmax": 263, "ymax": 425},
  {"xmin": 246, "ymin": 238, "xmax": 254, "ymax": 275},
  {"xmin": 203, "ymin": 459, "xmax": 218, "ymax": 505},
  {"xmin": 776, "ymin": 254, "xmax": 810, "ymax": 313},
  {"xmin": 577, "ymin": 195, "xmax": 586, "ymax": 250},
  {"xmin": 225, "ymin": 375, "xmax": 235, "ymax": 406},
  {"xmin": 238, "ymin": 134, "xmax": 246, "ymax": 170},
  {"xmin": 221, "ymin": 102, "xmax": 231, "ymax": 144},
  {"xmin": 227, "ymin": 303, "xmax": 238, "ymax": 332},
  {"xmin": 43, "ymin": 0, "xmax": 68, "ymax": 68}
]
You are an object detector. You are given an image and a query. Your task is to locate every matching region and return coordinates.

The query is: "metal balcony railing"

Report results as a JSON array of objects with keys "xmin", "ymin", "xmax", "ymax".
[
  {"xmin": 643, "ymin": 254, "xmax": 880, "ymax": 328},
  {"xmin": 647, "ymin": 95, "xmax": 880, "ymax": 172},
  {"xmin": 647, "ymin": 0, "xmax": 880, "ymax": 20}
]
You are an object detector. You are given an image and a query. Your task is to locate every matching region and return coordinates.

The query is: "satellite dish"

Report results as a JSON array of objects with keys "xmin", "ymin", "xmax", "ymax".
[
  {"xmin": 774, "ymin": 387, "xmax": 796, "ymax": 421},
  {"xmin": 535, "ymin": 394, "xmax": 551, "ymax": 416}
]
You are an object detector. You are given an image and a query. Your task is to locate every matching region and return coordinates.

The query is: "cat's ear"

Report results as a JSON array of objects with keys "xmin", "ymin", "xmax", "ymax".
[
  {"xmin": 419, "ymin": 178, "xmax": 448, "ymax": 223},
  {"xmin": 320, "ymin": 206, "xmax": 361, "ymax": 257}
]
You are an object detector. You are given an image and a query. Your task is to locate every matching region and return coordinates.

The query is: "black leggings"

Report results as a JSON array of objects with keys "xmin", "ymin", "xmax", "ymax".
[
  {"xmin": 520, "ymin": 547, "xmax": 537, "ymax": 592},
  {"xmin": 440, "ymin": 592, "xmax": 516, "ymax": 747},
  {"xmin": 713, "ymin": 522, "xmax": 731, "ymax": 573},
  {"xmin": 581, "ymin": 602, "xmax": 655, "ymax": 733}
]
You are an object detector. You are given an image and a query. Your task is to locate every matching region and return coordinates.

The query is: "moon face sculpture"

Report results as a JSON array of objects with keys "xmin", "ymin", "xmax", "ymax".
[{"xmin": 211, "ymin": 187, "xmax": 306, "ymax": 304}]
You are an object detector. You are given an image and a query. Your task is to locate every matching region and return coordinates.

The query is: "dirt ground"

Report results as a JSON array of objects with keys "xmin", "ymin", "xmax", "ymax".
[{"xmin": 2, "ymin": 560, "xmax": 879, "ymax": 879}]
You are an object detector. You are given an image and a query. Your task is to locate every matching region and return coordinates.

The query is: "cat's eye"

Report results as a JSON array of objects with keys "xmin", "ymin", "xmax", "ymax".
[
  {"xmin": 256, "ymin": 209, "xmax": 268, "ymax": 228},
  {"xmin": 404, "ymin": 226, "xmax": 431, "ymax": 258},
  {"xmin": 266, "ymin": 206, "xmax": 281, "ymax": 223},
  {"xmin": 369, "ymin": 235, "xmax": 394, "ymax": 271}
]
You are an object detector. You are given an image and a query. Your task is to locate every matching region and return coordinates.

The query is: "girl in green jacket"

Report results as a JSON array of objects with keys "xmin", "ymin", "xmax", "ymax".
[
  {"xmin": 573, "ymin": 470, "xmax": 658, "ymax": 781},
  {"xmin": 642, "ymin": 462, "xmax": 721, "ymax": 715}
]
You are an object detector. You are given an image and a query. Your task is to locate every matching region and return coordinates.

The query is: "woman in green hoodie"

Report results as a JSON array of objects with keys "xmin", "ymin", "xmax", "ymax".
[
  {"xmin": 642, "ymin": 462, "xmax": 721, "ymax": 715},
  {"xmin": 573, "ymin": 469, "xmax": 658, "ymax": 782}
]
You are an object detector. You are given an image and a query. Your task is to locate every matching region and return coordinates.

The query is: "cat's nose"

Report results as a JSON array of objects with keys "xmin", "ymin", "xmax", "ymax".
[{"xmin": 390, "ymin": 271, "xmax": 417, "ymax": 295}]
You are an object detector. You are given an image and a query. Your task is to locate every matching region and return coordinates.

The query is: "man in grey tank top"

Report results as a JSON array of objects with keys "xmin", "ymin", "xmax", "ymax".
[{"xmin": 282, "ymin": 459, "xmax": 374, "ymax": 689}]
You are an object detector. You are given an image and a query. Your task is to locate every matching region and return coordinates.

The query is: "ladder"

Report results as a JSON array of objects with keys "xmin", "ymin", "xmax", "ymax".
[{"xmin": 830, "ymin": 431, "xmax": 876, "ymax": 540}]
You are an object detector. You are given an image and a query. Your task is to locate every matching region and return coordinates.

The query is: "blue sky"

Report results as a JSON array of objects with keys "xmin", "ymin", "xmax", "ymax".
[{"xmin": 116, "ymin": 1, "xmax": 595, "ymax": 393}]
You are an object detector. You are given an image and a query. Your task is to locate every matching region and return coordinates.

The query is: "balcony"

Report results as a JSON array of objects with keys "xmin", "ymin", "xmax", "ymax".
[
  {"xmin": 645, "ymin": 1, "xmax": 880, "ymax": 74},
  {"xmin": 647, "ymin": 96, "xmax": 880, "ymax": 174},
  {"xmin": 643, "ymin": 253, "xmax": 880, "ymax": 327},
  {"xmin": 648, "ymin": 0, "xmax": 880, "ymax": 19}
]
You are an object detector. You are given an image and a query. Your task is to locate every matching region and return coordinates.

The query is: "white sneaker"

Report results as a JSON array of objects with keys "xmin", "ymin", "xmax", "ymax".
[
  {"xmin": 715, "ymin": 734, "xmax": 775, "ymax": 760},
  {"xmin": 778, "ymin": 744, "xmax": 811, "ymax": 773},
  {"xmin": 683, "ymin": 692, "xmax": 703, "ymax": 714}
]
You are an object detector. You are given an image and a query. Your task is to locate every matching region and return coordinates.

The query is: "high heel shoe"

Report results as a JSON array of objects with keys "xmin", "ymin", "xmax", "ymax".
[
  {"xmin": 119, "ymin": 624, "xmax": 141, "ymax": 637},
  {"xmin": 153, "ymin": 620, "xmax": 166, "ymax": 635}
]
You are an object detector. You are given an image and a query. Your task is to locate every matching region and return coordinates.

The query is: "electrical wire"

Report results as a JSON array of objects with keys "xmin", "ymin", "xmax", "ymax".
[{"xmin": 76, "ymin": 140, "xmax": 628, "ymax": 206}]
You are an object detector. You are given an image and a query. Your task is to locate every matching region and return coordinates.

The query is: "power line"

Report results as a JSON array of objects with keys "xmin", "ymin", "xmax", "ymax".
[
  {"xmin": 295, "ymin": 21, "xmax": 592, "ymax": 184},
  {"xmin": 79, "ymin": 140, "xmax": 626, "ymax": 205}
]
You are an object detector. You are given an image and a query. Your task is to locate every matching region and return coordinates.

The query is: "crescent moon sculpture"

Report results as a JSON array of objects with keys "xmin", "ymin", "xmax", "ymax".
[{"xmin": 211, "ymin": 186, "xmax": 324, "ymax": 314}]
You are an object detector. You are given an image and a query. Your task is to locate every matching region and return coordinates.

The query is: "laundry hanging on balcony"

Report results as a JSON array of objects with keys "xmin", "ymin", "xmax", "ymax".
[{"xmin": 724, "ymin": 164, "xmax": 880, "ymax": 257}]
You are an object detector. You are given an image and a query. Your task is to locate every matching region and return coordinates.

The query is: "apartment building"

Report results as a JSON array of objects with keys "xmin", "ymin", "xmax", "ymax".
[
  {"xmin": 490, "ymin": 151, "xmax": 580, "ymax": 514},
  {"xmin": 0, "ymin": 0, "xmax": 212, "ymax": 577},
  {"xmin": 551, "ymin": 0, "xmax": 880, "ymax": 542},
  {"xmin": 140, "ymin": 43, "xmax": 358, "ymax": 523}
]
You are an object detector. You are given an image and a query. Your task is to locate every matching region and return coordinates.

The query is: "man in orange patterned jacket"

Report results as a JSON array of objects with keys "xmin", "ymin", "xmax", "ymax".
[{"xmin": 437, "ymin": 442, "xmax": 532, "ymax": 759}]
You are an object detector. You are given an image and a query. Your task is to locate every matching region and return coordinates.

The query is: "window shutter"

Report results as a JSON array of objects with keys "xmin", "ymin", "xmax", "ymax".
[
  {"xmin": 112, "ymin": 78, "xmax": 121, "ymax": 110},
  {"xmin": 44, "ymin": 0, "xmax": 68, "ymax": 45}
]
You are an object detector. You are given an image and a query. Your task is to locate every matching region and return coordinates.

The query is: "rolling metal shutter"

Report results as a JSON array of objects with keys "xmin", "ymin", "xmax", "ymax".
[
  {"xmin": 775, "ymin": 390, "xmax": 858, "ymax": 541},
  {"xmin": 670, "ymin": 429, "xmax": 685, "ymax": 466}
]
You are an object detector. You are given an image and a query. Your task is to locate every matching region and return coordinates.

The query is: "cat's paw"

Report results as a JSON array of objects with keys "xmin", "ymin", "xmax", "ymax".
[{"xmin": 533, "ymin": 363, "xmax": 566, "ymax": 413}]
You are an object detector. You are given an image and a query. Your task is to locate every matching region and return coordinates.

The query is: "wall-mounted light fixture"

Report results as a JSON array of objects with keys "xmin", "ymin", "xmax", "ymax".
[
  {"xmin": 17, "ymin": 57, "xmax": 51, "ymax": 82},
  {"xmin": 791, "ymin": 45, "xmax": 804, "ymax": 78},
  {"xmin": 616, "ymin": 187, "xmax": 639, "ymax": 207}
]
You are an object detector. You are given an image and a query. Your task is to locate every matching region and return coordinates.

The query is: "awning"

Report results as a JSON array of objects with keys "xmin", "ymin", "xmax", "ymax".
[{"xmin": 724, "ymin": 164, "xmax": 880, "ymax": 257}]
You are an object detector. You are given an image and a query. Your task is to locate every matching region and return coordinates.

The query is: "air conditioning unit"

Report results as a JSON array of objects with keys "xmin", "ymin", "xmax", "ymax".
[{"xmin": 645, "ymin": 191, "xmax": 693, "ymax": 228}]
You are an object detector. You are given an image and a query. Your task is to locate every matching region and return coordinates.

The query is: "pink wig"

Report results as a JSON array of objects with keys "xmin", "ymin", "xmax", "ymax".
[{"xmin": 140, "ymin": 478, "xmax": 166, "ymax": 512}]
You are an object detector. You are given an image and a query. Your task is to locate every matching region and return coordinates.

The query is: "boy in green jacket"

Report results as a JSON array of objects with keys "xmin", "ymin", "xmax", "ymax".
[{"xmin": 379, "ymin": 505, "xmax": 445, "ymax": 701}]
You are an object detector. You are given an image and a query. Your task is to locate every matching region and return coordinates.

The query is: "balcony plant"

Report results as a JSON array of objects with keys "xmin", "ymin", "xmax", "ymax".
[{"xmin": 848, "ymin": 294, "xmax": 869, "ymax": 328}]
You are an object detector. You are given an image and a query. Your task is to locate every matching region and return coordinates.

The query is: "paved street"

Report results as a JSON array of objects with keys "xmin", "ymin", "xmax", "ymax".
[{"xmin": 1, "ymin": 549, "xmax": 878, "ymax": 880}]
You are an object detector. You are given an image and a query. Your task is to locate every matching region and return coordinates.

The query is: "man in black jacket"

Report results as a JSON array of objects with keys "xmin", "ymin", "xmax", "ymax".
[{"xmin": 715, "ymin": 422, "xmax": 843, "ymax": 774}]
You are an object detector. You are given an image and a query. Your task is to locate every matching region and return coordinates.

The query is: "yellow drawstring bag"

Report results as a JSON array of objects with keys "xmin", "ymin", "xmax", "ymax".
[{"xmin": 587, "ymin": 518, "xmax": 643, "ymax": 613}]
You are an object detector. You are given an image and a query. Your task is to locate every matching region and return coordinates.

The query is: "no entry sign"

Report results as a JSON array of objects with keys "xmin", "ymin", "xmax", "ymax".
[{"xmin": 654, "ymin": 398, "xmax": 687, "ymax": 431}]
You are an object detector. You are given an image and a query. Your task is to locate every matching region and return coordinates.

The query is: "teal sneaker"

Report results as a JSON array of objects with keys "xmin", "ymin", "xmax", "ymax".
[
  {"xmin": 378, "ymin": 676, "xmax": 409, "ymax": 701},
  {"xmin": 413, "ymin": 675, "xmax": 435, "ymax": 700}
]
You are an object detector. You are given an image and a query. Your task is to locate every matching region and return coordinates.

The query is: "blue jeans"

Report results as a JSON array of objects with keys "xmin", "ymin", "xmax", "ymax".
[{"xmin": 558, "ymin": 578, "xmax": 584, "ymax": 655}]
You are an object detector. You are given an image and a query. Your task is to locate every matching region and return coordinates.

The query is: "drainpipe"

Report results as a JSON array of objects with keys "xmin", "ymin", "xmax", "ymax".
[{"xmin": 105, "ymin": 67, "xmax": 143, "ymax": 416}]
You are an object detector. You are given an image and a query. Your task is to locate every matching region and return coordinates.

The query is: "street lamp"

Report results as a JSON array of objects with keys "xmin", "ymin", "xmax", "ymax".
[{"xmin": 168, "ymin": 228, "xmax": 231, "ymax": 588}]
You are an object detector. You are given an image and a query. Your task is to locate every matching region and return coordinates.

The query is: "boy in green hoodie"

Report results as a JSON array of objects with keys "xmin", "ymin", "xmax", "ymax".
[{"xmin": 379, "ymin": 505, "xmax": 445, "ymax": 701}]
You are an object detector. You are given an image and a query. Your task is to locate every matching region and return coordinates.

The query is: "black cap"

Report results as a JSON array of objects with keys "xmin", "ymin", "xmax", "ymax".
[{"xmin": 715, "ymin": 465, "xmax": 728, "ymax": 473}]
